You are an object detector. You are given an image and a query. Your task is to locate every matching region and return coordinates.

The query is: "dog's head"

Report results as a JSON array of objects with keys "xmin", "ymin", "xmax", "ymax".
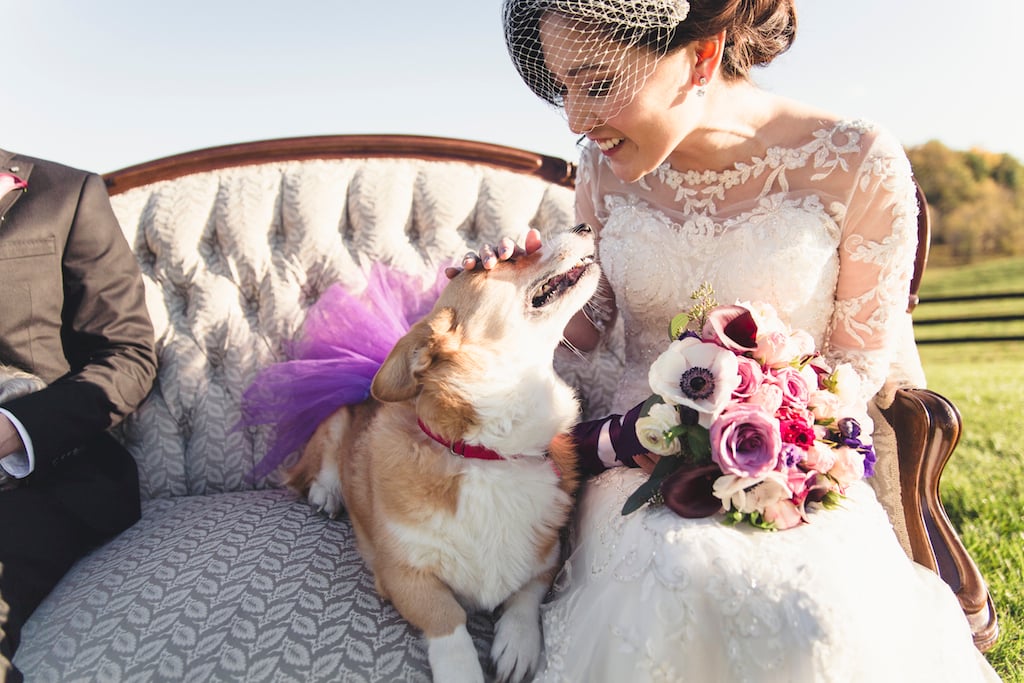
[{"xmin": 370, "ymin": 224, "xmax": 600, "ymax": 456}]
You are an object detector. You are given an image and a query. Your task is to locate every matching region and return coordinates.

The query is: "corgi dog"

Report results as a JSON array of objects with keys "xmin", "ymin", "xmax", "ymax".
[{"xmin": 287, "ymin": 224, "xmax": 600, "ymax": 682}]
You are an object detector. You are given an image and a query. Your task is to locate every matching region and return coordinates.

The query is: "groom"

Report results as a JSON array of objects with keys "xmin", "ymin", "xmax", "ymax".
[{"xmin": 0, "ymin": 148, "xmax": 157, "ymax": 681}]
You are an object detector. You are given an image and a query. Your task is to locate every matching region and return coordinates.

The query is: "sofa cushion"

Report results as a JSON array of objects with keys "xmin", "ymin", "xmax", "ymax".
[{"xmin": 13, "ymin": 490, "xmax": 496, "ymax": 682}]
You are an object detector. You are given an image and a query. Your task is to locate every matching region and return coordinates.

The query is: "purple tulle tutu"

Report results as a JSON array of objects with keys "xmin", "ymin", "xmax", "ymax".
[{"xmin": 241, "ymin": 264, "xmax": 448, "ymax": 481}]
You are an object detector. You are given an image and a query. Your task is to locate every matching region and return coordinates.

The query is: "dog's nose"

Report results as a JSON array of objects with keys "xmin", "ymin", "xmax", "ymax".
[{"xmin": 571, "ymin": 223, "xmax": 592, "ymax": 235}]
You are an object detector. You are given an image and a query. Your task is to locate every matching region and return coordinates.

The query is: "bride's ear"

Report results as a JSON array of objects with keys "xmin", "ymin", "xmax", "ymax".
[{"xmin": 693, "ymin": 30, "xmax": 726, "ymax": 85}]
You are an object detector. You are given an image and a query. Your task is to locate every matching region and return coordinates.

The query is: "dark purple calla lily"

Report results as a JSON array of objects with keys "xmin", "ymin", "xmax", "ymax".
[
  {"xmin": 661, "ymin": 462, "xmax": 723, "ymax": 518},
  {"xmin": 702, "ymin": 304, "xmax": 758, "ymax": 352}
]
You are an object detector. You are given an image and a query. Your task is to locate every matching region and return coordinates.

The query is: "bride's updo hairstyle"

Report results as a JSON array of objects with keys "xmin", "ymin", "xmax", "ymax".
[
  {"xmin": 685, "ymin": 0, "xmax": 797, "ymax": 80},
  {"xmin": 503, "ymin": 0, "xmax": 797, "ymax": 125}
]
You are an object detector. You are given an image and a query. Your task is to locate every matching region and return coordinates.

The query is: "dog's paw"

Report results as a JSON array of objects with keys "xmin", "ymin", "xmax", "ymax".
[
  {"xmin": 427, "ymin": 625, "xmax": 485, "ymax": 683},
  {"xmin": 491, "ymin": 604, "xmax": 543, "ymax": 683},
  {"xmin": 307, "ymin": 477, "xmax": 343, "ymax": 518}
]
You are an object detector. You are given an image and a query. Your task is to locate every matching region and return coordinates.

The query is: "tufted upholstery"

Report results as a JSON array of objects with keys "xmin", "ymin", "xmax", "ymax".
[
  {"xmin": 14, "ymin": 137, "xmax": 625, "ymax": 681},
  {"xmin": 110, "ymin": 154, "xmax": 621, "ymax": 500}
]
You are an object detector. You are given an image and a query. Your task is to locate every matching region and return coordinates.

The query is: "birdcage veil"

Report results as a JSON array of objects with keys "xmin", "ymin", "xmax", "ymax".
[{"xmin": 502, "ymin": 0, "xmax": 691, "ymax": 133}]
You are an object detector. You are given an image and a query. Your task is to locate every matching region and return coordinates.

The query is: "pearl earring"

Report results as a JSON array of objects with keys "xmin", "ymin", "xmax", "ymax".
[{"xmin": 696, "ymin": 76, "xmax": 707, "ymax": 97}]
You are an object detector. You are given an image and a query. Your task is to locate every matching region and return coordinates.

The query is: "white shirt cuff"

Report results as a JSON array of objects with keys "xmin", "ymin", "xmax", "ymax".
[{"xmin": 0, "ymin": 407, "xmax": 35, "ymax": 478}]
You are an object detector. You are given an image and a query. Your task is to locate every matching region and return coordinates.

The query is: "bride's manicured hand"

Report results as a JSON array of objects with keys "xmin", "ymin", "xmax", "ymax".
[
  {"xmin": 444, "ymin": 228, "xmax": 543, "ymax": 278},
  {"xmin": 633, "ymin": 453, "xmax": 661, "ymax": 475}
]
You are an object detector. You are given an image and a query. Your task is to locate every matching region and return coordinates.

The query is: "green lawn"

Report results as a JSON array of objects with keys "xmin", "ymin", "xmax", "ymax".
[{"xmin": 916, "ymin": 256, "xmax": 1024, "ymax": 680}]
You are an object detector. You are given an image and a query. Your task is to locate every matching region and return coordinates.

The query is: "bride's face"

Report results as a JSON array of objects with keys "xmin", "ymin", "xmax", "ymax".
[{"xmin": 540, "ymin": 13, "xmax": 699, "ymax": 183}]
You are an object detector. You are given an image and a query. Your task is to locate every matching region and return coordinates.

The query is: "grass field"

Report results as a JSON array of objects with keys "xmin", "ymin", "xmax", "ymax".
[{"xmin": 915, "ymin": 255, "xmax": 1024, "ymax": 680}]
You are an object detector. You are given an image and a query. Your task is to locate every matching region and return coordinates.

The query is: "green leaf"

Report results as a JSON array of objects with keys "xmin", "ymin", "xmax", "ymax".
[
  {"xmin": 639, "ymin": 393, "xmax": 665, "ymax": 417},
  {"xmin": 747, "ymin": 511, "xmax": 777, "ymax": 531},
  {"xmin": 684, "ymin": 425, "xmax": 712, "ymax": 460},
  {"xmin": 620, "ymin": 456, "xmax": 683, "ymax": 516},
  {"xmin": 821, "ymin": 490, "xmax": 844, "ymax": 510},
  {"xmin": 669, "ymin": 312, "xmax": 690, "ymax": 340},
  {"xmin": 722, "ymin": 510, "xmax": 743, "ymax": 526}
]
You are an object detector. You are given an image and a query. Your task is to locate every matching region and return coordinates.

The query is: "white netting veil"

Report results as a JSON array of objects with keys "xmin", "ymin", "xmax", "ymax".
[{"xmin": 502, "ymin": 0, "xmax": 691, "ymax": 133}]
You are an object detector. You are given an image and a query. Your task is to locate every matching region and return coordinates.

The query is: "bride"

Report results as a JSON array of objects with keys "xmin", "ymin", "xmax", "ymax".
[{"xmin": 457, "ymin": 0, "xmax": 1005, "ymax": 680}]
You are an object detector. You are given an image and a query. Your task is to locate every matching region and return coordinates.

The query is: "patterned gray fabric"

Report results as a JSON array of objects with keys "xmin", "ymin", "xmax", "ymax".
[
  {"xmin": 15, "ymin": 491, "xmax": 495, "ymax": 682},
  {"xmin": 14, "ymin": 154, "xmax": 623, "ymax": 681}
]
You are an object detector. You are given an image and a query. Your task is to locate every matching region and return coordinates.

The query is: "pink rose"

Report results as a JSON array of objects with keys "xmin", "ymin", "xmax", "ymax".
[
  {"xmin": 753, "ymin": 331, "xmax": 790, "ymax": 368},
  {"xmin": 788, "ymin": 329, "xmax": 816, "ymax": 360},
  {"xmin": 732, "ymin": 356, "xmax": 764, "ymax": 400},
  {"xmin": 710, "ymin": 404, "xmax": 781, "ymax": 478},
  {"xmin": 0, "ymin": 172, "xmax": 27, "ymax": 199},
  {"xmin": 763, "ymin": 498, "xmax": 805, "ymax": 530},
  {"xmin": 828, "ymin": 446, "xmax": 866, "ymax": 488},
  {"xmin": 785, "ymin": 467, "xmax": 813, "ymax": 501},
  {"xmin": 803, "ymin": 441, "xmax": 837, "ymax": 474},
  {"xmin": 747, "ymin": 382, "xmax": 783, "ymax": 415},
  {"xmin": 702, "ymin": 304, "xmax": 757, "ymax": 352},
  {"xmin": 770, "ymin": 366, "xmax": 811, "ymax": 408},
  {"xmin": 807, "ymin": 389, "xmax": 840, "ymax": 422}
]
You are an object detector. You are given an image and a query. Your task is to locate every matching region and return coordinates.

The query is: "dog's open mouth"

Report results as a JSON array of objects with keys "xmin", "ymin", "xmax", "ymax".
[{"xmin": 530, "ymin": 257, "xmax": 595, "ymax": 308}]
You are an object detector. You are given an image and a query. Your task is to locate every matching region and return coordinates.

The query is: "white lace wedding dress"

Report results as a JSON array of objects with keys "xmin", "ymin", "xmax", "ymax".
[{"xmin": 536, "ymin": 121, "xmax": 1001, "ymax": 682}]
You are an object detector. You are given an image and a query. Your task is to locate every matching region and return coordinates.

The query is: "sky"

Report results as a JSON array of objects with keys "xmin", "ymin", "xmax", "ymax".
[{"xmin": 3, "ymin": 0, "xmax": 1023, "ymax": 174}]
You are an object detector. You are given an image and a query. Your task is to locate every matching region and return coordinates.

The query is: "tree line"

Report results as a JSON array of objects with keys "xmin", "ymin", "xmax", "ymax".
[{"xmin": 907, "ymin": 140, "xmax": 1024, "ymax": 263}]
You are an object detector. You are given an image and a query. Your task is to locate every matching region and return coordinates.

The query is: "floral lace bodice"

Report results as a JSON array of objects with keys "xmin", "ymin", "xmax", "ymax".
[{"xmin": 576, "ymin": 120, "xmax": 921, "ymax": 409}]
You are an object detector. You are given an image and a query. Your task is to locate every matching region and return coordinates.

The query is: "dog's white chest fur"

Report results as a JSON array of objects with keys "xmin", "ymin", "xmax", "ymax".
[{"xmin": 388, "ymin": 458, "xmax": 569, "ymax": 610}]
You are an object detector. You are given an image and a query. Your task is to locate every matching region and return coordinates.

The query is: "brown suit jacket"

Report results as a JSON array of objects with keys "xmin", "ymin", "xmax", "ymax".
[{"xmin": 0, "ymin": 149, "xmax": 157, "ymax": 472}]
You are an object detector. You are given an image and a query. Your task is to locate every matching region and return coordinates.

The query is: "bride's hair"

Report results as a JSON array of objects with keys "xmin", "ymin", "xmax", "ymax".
[{"xmin": 684, "ymin": 0, "xmax": 798, "ymax": 80}]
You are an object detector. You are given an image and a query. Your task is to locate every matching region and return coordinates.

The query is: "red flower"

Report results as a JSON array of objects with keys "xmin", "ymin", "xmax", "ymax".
[{"xmin": 777, "ymin": 407, "xmax": 815, "ymax": 449}]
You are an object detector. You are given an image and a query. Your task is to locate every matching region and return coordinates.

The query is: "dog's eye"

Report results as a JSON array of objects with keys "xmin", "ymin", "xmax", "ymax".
[{"xmin": 572, "ymin": 223, "xmax": 592, "ymax": 235}]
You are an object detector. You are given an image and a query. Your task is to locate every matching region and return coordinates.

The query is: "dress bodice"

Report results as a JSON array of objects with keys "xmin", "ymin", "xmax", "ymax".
[{"xmin": 575, "ymin": 120, "xmax": 921, "ymax": 409}]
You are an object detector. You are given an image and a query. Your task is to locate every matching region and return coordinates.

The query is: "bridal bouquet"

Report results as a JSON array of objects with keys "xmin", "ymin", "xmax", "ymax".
[{"xmin": 622, "ymin": 284, "xmax": 876, "ymax": 530}]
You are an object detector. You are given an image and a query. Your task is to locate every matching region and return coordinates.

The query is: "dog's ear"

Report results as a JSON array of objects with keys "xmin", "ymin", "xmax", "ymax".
[{"xmin": 371, "ymin": 308, "xmax": 457, "ymax": 403}]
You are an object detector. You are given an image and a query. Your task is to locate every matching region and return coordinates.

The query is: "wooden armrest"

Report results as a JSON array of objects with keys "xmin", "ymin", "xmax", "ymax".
[{"xmin": 881, "ymin": 387, "xmax": 999, "ymax": 651}]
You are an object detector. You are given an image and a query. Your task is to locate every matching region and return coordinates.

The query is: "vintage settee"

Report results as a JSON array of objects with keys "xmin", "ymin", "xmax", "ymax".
[{"xmin": 12, "ymin": 135, "xmax": 997, "ymax": 681}]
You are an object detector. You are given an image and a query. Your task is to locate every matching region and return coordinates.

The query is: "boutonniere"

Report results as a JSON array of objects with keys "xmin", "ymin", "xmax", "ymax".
[{"xmin": 1, "ymin": 172, "xmax": 28, "ymax": 199}]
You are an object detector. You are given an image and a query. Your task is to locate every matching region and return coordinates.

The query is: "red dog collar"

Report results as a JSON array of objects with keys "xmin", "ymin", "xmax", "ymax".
[{"xmin": 417, "ymin": 419, "xmax": 504, "ymax": 461}]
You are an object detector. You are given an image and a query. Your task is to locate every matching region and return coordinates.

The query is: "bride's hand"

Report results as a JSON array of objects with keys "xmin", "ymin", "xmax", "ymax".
[
  {"xmin": 444, "ymin": 228, "xmax": 543, "ymax": 279},
  {"xmin": 633, "ymin": 452, "xmax": 661, "ymax": 475}
]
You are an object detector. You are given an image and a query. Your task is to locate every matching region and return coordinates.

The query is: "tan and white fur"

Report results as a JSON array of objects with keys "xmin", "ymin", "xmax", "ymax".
[{"xmin": 287, "ymin": 225, "xmax": 600, "ymax": 682}]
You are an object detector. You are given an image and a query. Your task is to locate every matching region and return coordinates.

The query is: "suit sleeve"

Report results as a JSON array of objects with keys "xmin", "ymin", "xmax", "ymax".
[{"xmin": 3, "ymin": 173, "xmax": 157, "ymax": 467}]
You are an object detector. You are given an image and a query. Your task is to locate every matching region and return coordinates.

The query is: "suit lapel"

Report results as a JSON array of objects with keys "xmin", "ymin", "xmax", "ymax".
[{"xmin": 0, "ymin": 151, "xmax": 33, "ymax": 222}]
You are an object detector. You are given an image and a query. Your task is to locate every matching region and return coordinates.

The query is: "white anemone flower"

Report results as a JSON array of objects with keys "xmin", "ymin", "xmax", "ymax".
[{"xmin": 648, "ymin": 337, "xmax": 741, "ymax": 428}]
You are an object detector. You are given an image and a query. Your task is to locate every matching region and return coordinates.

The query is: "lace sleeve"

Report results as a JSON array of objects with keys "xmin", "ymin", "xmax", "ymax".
[{"xmin": 825, "ymin": 129, "xmax": 919, "ymax": 402}]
